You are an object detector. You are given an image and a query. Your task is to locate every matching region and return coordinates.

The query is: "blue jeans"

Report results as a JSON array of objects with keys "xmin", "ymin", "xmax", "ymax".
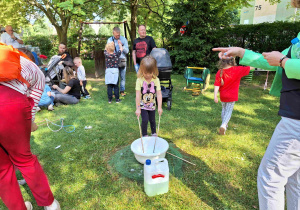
[
  {"xmin": 257, "ymin": 117, "xmax": 300, "ymax": 210},
  {"xmin": 119, "ymin": 66, "xmax": 126, "ymax": 92},
  {"xmin": 38, "ymin": 96, "xmax": 54, "ymax": 107},
  {"xmin": 54, "ymin": 92, "xmax": 79, "ymax": 104}
]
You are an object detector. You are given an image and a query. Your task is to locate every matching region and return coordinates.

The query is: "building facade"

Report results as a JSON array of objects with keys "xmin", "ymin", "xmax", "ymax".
[{"xmin": 240, "ymin": 0, "xmax": 297, "ymax": 24}]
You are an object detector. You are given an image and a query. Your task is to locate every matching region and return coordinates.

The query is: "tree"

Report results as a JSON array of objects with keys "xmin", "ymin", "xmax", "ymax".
[
  {"xmin": 164, "ymin": 0, "xmax": 252, "ymax": 72},
  {"xmin": 0, "ymin": 0, "xmax": 108, "ymax": 44},
  {"xmin": 107, "ymin": 0, "xmax": 173, "ymax": 42},
  {"xmin": 0, "ymin": 0, "xmax": 30, "ymax": 30}
]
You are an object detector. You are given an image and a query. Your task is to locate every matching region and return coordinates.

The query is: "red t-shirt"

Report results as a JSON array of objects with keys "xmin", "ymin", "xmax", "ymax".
[{"xmin": 214, "ymin": 66, "xmax": 250, "ymax": 102}]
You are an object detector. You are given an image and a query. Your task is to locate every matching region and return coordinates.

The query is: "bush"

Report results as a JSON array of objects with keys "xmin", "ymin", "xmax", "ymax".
[
  {"xmin": 23, "ymin": 35, "xmax": 55, "ymax": 57},
  {"xmin": 165, "ymin": 0, "xmax": 300, "ymax": 73}
]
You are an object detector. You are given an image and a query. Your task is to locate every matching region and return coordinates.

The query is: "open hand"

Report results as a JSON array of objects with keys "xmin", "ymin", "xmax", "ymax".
[{"xmin": 214, "ymin": 97, "xmax": 218, "ymax": 103}]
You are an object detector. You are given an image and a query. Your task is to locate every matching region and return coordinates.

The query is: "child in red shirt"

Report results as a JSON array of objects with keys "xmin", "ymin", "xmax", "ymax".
[{"xmin": 214, "ymin": 57, "xmax": 251, "ymax": 135}]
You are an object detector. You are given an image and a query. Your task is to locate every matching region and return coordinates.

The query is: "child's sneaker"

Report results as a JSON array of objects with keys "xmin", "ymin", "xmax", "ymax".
[
  {"xmin": 108, "ymin": 99, "xmax": 112, "ymax": 104},
  {"xmin": 25, "ymin": 201, "xmax": 33, "ymax": 210},
  {"xmin": 116, "ymin": 99, "xmax": 121, "ymax": 103},
  {"xmin": 36, "ymin": 107, "xmax": 41, "ymax": 112},
  {"xmin": 219, "ymin": 126, "xmax": 226, "ymax": 135},
  {"xmin": 44, "ymin": 199, "xmax": 61, "ymax": 210},
  {"xmin": 85, "ymin": 95, "xmax": 91, "ymax": 99},
  {"xmin": 48, "ymin": 104, "xmax": 54, "ymax": 111},
  {"xmin": 151, "ymin": 133, "xmax": 157, "ymax": 137}
]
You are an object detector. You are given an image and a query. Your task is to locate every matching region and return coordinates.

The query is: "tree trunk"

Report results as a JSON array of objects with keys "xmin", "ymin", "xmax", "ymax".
[
  {"xmin": 54, "ymin": 22, "xmax": 69, "ymax": 44},
  {"xmin": 94, "ymin": 49, "xmax": 105, "ymax": 78},
  {"xmin": 130, "ymin": 0, "xmax": 139, "ymax": 42}
]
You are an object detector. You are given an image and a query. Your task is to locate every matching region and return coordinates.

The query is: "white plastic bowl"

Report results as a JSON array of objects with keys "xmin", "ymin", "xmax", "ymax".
[{"xmin": 131, "ymin": 137, "xmax": 169, "ymax": 164}]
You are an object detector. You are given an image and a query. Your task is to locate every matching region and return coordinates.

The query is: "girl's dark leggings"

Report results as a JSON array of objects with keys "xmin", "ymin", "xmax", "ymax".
[{"xmin": 141, "ymin": 109, "xmax": 156, "ymax": 136}]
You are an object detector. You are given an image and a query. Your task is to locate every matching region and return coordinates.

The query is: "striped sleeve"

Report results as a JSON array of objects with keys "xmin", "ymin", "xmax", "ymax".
[
  {"xmin": 24, "ymin": 59, "xmax": 45, "ymax": 121},
  {"xmin": 0, "ymin": 56, "xmax": 45, "ymax": 121}
]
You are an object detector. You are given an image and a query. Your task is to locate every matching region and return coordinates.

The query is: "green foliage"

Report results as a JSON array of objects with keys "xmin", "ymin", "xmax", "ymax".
[
  {"xmin": 165, "ymin": 0, "xmax": 241, "ymax": 73},
  {"xmin": 0, "ymin": 0, "xmax": 30, "ymax": 28},
  {"xmin": 216, "ymin": 21, "xmax": 300, "ymax": 53},
  {"xmin": 166, "ymin": 0, "xmax": 300, "ymax": 74},
  {"xmin": 23, "ymin": 35, "xmax": 56, "ymax": 56}
]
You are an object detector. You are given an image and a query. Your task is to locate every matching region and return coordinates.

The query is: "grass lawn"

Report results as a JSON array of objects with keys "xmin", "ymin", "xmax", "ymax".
[{"xmin": 0, "ymin": 68, "xmax": 280, "ymax": 209}]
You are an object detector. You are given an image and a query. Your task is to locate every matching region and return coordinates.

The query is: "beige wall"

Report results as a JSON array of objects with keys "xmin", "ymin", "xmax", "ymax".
[
  {"xmin": 253, "ymin": 0, "xmax": 277, "ymax": 23},
  {"xmin": 240, "ymin": 0, "xmax": 296, "ymax": 24}
]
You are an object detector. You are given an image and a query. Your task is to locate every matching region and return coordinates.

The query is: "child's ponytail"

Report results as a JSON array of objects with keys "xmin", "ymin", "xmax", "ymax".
[
  {"xmin": 220, "ymin": 69, "xmax": 224, "ymax": 86},
  {"xmin": 217, "ymin": 57, "xmax": 236, "ymax": 86}
]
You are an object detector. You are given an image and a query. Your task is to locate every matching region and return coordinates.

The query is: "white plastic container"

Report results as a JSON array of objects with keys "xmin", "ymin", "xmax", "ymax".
[
  {"xmin": 131, "ymin": 137, "xmax": 169, "ymax": 164},
  {"xmin": 144, "ymin": 158, "xmax": 169, "ymax": 196}
]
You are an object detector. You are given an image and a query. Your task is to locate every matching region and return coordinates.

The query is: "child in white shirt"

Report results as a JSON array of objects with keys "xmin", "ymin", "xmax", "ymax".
[{"xmin": 74, "ymin": 57, "xmax": 91, "ymax": 99}]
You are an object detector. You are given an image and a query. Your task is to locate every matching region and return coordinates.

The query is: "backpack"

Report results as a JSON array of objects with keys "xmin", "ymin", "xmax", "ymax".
[{"xmin": 0, "ymin": 42, "xmax": 30, "ymax": 87}]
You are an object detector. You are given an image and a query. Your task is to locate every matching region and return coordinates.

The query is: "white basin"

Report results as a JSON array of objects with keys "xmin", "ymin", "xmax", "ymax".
[{"xmin": 131, "ymin": 137, "xmax": 169, "ymax": 164}]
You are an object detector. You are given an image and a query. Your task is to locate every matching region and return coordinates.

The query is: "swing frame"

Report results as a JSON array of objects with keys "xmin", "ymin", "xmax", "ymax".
[{"xmin": 77, "ymin": 21, "xmax": 132, "ymax": 56}]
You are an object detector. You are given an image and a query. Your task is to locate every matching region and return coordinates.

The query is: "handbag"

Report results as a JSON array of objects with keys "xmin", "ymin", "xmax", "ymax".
[{"xmin": 112, "ymin": 36, "xmax": 126, "ymax": 68}]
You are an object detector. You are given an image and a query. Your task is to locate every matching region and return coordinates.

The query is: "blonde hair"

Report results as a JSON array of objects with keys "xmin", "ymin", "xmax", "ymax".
[
  {"xmin": 63, "ymin": 67, "xmax": 75, "ymax": 84},
  {"xmin": 137, "ymin": 56, "xmax": 159, "ymax": 79},
  {"xmin": 105, "ymin": 42, "xmax": 115, "ymax": 53},
  {"xmin": 73, "ymin": 57, "xmax": 82, "ymax": 63},
  {"xmin": 217, "ymin": 57, "xmax": 236, "ymax": 86}
]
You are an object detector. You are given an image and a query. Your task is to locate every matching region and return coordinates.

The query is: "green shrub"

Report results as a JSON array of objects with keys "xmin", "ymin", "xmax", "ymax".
[
  {"xmin": 165, "ymin": 0, "xmax": 300, "ymax": 73},
  {"xmin": 23, "ymin": 35, "xmax": 55, "ymax": 56}
]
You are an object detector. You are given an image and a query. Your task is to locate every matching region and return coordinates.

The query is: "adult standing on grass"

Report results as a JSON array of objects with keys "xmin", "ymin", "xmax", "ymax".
[
  {"xmin": 132, "ymin": 25, "xmax": 156, "ymax": 73},
  {"xmin": 0, "ymin": 45, "xmax": 60, "ymax": 209},
  {"xmin": 1, "ymin": 25, "xmax": 24, "ymax": 48},
  {"xmin": 107, "ymin": 27, "xmax": 129, "ymax": 96},
  {"xmin": 213, "ymin": 1, "xmax": 300, "ymax": 208}
]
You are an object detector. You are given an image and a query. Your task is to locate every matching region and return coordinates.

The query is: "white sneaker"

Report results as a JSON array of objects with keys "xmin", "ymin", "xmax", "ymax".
[
  {"xmin": 48, "ymin": 104, "xmax": 54, "ymax": 111},
  {"xmin": 219, "ymin": 126, "xmax": 226, "ymax": 135},
  {"xmin": 36, "ymin": 107, "xmax": 41, "ymax": 112},
  {"xmin": 44, "ymin": 199, "xmax": 61, "ymax": 210},
  {"xmin": 18, "ymin": 179, "xmax": 26, "ymax": 185},
  {"xmin": 25, "ymin": 201, "xmax": 33, "ymax": 210}
]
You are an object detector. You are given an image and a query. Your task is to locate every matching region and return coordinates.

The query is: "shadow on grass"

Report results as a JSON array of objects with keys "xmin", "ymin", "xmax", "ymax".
[{"xmin": 5, "ymin": 72, "xmax": 280, "ymax": 209}]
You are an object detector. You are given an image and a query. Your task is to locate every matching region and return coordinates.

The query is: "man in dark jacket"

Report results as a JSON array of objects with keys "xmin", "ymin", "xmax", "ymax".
[{"xmin": 58, "ymin": 42, "xmax": 74, "ymax": 67}]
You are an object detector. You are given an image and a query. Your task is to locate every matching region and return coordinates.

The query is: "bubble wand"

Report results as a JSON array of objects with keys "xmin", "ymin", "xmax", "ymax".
[
  {"xmin": 137, "ymin": 117, "xmax": 145, "ymax": 153},
  {"xmin": 153, "ymin": 115, "xmax": 161, "ymax": 153}
]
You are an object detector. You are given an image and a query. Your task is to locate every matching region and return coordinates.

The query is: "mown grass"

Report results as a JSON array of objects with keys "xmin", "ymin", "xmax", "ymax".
[{"xmin": 0, "ymin": 68, "xmax": 279, "ymax": 209}]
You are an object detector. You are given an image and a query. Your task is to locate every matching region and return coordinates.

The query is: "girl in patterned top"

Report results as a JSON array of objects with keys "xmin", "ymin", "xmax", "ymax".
[
  {"xmin": 104, "ymin": 41, "xmax": 123, "ymax": 103},
  {"xmin": 135, "ymin": 56, "xmax": 163, "ymax": 136}
]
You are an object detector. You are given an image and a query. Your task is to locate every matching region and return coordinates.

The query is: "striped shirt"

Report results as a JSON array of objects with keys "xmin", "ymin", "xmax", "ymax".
[{"xmin": 0, "ymin": 56, "xmax": 45, "ymax": 121}]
